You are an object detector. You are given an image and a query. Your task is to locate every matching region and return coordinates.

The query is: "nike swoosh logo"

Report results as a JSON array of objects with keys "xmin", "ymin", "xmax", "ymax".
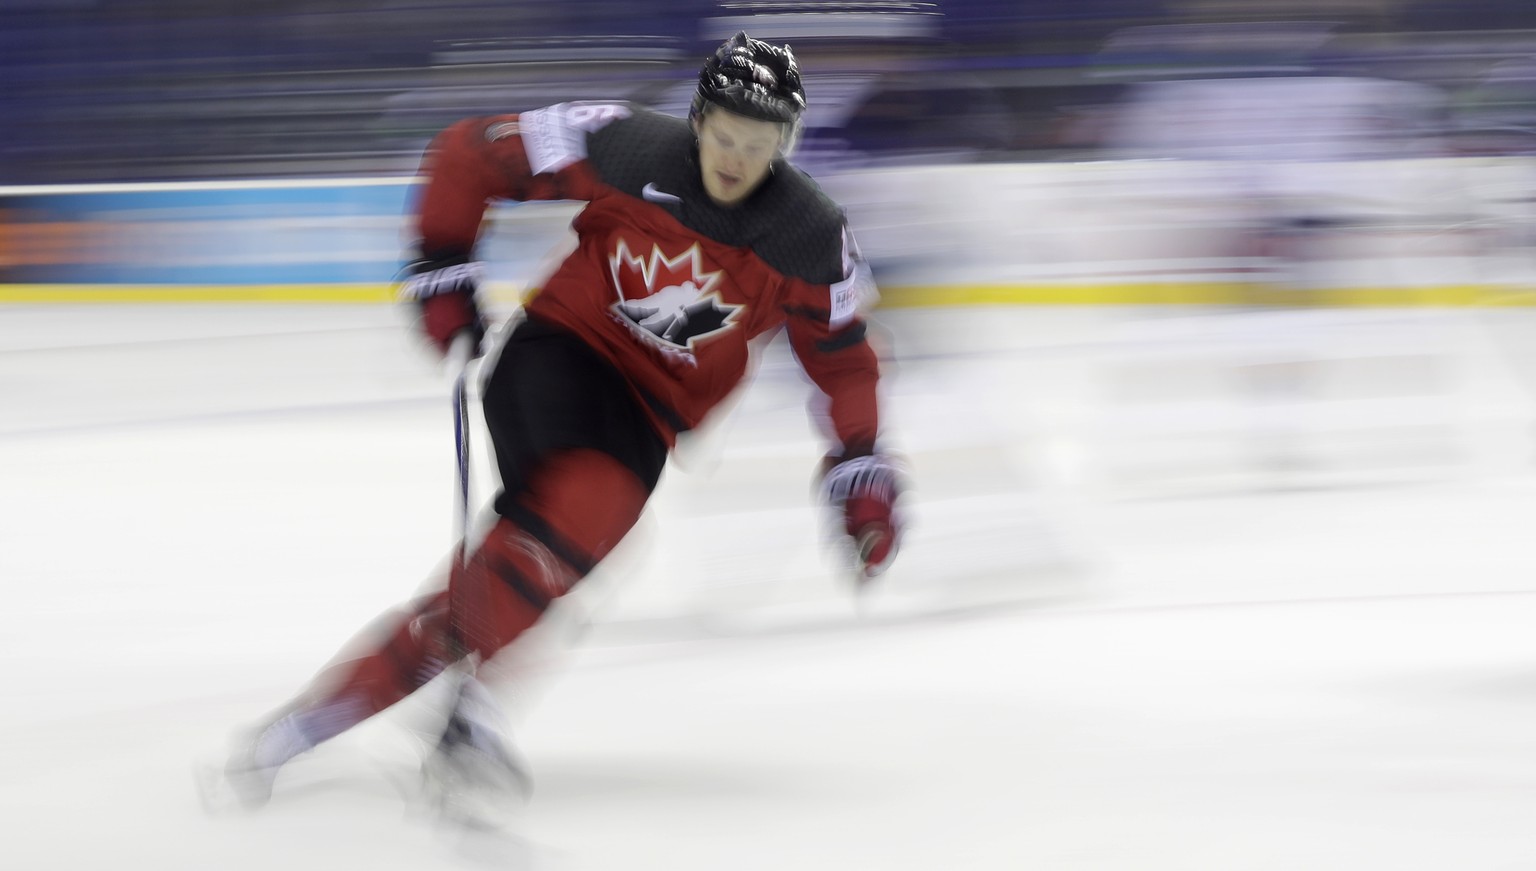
[{"xmin": 641, "ymin": 182, "xmax": 682, "ymax": 204}]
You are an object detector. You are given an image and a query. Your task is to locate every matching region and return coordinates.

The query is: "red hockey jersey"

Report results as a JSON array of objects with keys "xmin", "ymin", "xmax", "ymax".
[{"xmin": 413, "ymin": 101, "xmax": 881, "ymax": 456}]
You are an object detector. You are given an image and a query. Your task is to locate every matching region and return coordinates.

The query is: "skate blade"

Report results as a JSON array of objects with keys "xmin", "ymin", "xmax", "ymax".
[
  {"xmin": 192, "ymin": 758, "xmax": 270, "ymax": 816},
  {"xmin": 419, "ymin": 758, "xmax": 532, "ymax": 830}
]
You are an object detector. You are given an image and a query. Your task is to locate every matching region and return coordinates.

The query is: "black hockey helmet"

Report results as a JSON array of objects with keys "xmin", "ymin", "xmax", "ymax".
[{"xmin": 690, "ymin": 31, "xmax": 806, "ymax": 152}]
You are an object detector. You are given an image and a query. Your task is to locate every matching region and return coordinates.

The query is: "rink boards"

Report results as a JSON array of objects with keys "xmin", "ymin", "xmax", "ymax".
[{"xmin": 3, "ymin": 157, "xmax": 1535, "ymax": 305}]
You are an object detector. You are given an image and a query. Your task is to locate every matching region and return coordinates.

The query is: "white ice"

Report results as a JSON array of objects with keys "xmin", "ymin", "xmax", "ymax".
[{"xmin": 5, "ymin": 303, "xmax": 1536, "ymax": 870}]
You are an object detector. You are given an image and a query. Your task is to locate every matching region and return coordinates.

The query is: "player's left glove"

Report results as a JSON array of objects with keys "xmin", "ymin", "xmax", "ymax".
[{"xmin": 821, "ymin": 453, "xmax": 906, "ymax": 579}]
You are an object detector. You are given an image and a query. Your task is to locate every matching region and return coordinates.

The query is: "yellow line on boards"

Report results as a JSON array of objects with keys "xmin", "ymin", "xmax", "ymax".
[
  {"xmin": 878, "ymin": 284, "xmax": 1253, "ymax": 307},
  {"xmin": 0, "ymin": 284, "xmax": 397, "ymax": 303},
  {"xmin": 3, "ymin": 282, "xmax": 1536, "ymax": 307},
  {"xmin": 877, "ymin": 283, "xmax": 1536, "ymax": 308}
]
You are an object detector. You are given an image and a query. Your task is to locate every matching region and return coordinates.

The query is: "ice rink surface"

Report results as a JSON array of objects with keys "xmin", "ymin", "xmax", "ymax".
[{"xmin": 7, "ymin": 303, "xmax": 1536, "ymax": 870}]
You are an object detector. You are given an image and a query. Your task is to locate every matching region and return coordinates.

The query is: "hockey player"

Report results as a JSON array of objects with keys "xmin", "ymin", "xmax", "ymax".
[{"xmin": 219, "ymin": 32, "xmax": 904, "ymax": 812}]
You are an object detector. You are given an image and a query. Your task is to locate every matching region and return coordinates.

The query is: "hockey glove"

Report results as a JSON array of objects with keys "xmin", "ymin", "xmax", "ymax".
[
  {"xmin": 398, "ymin": 254, "xmax": 486, "ymax": 356},
  {"xmin": 821, "ymin": 453, "xmax": 905, "ymax": 578}
]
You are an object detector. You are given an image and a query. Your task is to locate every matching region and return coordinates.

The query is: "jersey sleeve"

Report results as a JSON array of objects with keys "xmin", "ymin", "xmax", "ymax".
[
  {"xmin": 784, "ymin": 222, "xmax": 884, "ymax": 459},
  {"xmin": 413, "ymin": 102, "xmax": 632, "ymax": 257}
]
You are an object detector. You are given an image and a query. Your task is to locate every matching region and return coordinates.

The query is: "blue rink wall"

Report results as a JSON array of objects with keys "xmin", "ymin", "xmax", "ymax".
[
  {"xmin": 0, "ymin": 179, "xmax": 418, "ymax": 297},
  {"xmin": 3, "ymin": 161, "xmax": 1536, "ymax": 306}
]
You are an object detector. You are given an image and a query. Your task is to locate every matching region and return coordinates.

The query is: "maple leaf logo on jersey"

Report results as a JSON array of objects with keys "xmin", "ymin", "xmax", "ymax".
[{"xmin": 608, "ymin": 240, "xmax": 741, "ymax": 355}]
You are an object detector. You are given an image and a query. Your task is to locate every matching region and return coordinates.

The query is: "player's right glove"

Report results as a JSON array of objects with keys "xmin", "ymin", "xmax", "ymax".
[
  {"xmin": 398, "ymin": 253, "xmax": 486, "ymax": 356},
  {"xmin": 821, "ymin": 453, "xmax": 906, "ymax": 579}
]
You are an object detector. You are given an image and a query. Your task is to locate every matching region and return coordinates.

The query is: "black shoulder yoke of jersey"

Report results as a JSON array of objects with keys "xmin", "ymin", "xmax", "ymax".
[{"xmin": 586, "ymin": 106, "xmax": 847, "ymax": 286}]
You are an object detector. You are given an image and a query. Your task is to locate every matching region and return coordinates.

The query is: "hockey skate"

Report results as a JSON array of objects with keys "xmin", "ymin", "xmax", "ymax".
[
  {"xmin": 196, "ymin": 712, "xmax": 316, "ymax": 813},
  {"xmin": 420, "ymin": 677, "xmax": 532, "ymax": 828}
]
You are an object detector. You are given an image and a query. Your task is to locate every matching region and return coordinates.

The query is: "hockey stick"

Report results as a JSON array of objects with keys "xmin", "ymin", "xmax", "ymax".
[
  {"xmin": 434, "ymin": 331, "xmax": 532, "ymax": 813},
  {"xmin": 430, "ymin": 331, "xmax": 478, "ymax": 709},
  {"xmin": 447, "ymin": 332, "xmax": 476, "ymax": 546}
]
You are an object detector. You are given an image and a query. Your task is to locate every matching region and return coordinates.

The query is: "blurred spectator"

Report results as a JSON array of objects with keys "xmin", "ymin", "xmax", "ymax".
[
  {"xmin": 7, "ymin": 0, "xmax": 1536, "ymax": 182},
  {"xmin": 1088, "ymin": 17, "xmax": 1451, "ymax": 300},
  {"xmin": 1450, "ymin": 59, "xmax": 1536, "ymax": 156}
]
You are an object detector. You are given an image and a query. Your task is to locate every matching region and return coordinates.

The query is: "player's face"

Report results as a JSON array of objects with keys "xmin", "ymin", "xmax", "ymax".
[{"xmin": 694, "ymin": 109, "xmax": 783, "ymax": 207}]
